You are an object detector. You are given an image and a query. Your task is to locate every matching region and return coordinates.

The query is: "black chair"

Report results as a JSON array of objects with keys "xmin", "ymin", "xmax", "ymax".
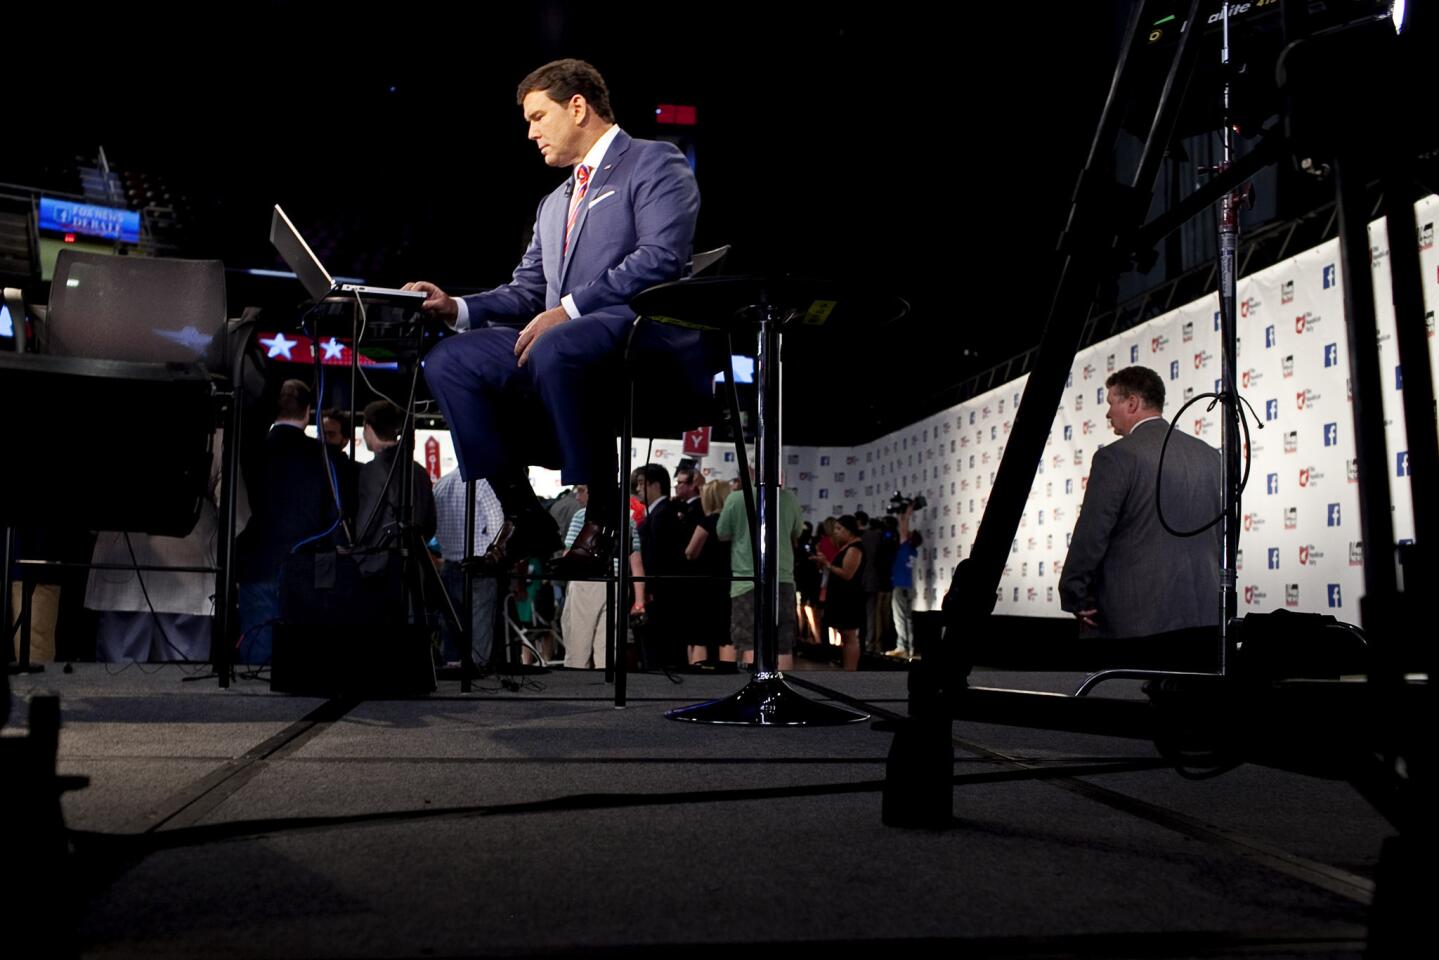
[
  {"xmin": 1, "ymin": 250, "xmax": 245, "ymax": 681},
  {"xmin": 602, "ymin": 246, "xmax": 749, "ymax": 696}
]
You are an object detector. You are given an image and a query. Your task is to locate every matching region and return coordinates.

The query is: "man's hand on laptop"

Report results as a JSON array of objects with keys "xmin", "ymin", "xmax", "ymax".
[{"xmin": 402, "ymin": 281, "xmax": 458, "ymax": 326}]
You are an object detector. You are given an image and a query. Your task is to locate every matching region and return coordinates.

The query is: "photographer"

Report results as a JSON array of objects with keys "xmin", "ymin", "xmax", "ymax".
[{"xmin": 887, "ymin": 504, "xmax": 924, "ymax": 660}]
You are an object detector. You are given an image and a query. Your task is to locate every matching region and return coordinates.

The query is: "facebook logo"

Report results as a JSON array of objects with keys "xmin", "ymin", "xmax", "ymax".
[
  {"xmin": 1327, "ymin": 584, "xmax": 1342, "ymax": 608},
  {"xmin": 1267, "ymin": 548, "xmax": 1280, "ymax": 569},
  {"xmin": 1323, "ymin": 343, "xmax": 1339, "ymax": 367},
  {"xmin": 1324, "ymin": 423, "xmax": 1338, "ymax": 446},
  {"xmin": 1096, "ymin": 387, "xmax": 1105, "ymax": 404},
  {"xmin": 1266, "ymin": 473, "xmax": 1279, "ymax": 495},
  {"xmin": 1396, "ymin": 365, "xmax": 1404, "ymax": 391},
  {"xmin": 1264, "ymin": 325, "xmax": 1276, "ymax": 348},
  {"xmin": 1066, "ymin": 372, "xmax": 1073, "ymax": 387},
  {"xmin": 1397, "ymin": 451, "xmax": 1410, "ymax": 477},
  {"xmin": 1064, "ymin": 479, "xmax": 1073, "ymax": 494},
  {"xmin": 1063, "ymin": 425, "xmax": 1072, "ymax": 441},
  {"xmin": 1169, "ymin": 360, "xmax": 1179, "ymax": 380},
  {"xmin": 1265, "ymin": 400, "xmax": 1278, "ymax": 421},
  {"xmin": 1323, "ymin": 264, "xmax": 1336, "ymax": 288},
  {"xmin": 1213, "ymin": 310, "xmax": 1222, "ymax": 331},
  {"xmin": 724, "ymin": 452, "xmax": 735, "ymax": 462},
  {"xmin": 1130, "ymin": 345, "xmax": 1139, "ymax": 363},
  {"xmin": 1327, "ymin": 503, "xmax": 1342, "ymax": 526}
]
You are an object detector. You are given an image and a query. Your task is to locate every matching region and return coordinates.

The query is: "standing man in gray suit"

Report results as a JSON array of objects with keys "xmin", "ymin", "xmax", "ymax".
[{"xmin": 1059, "ymin": 366, "xmax": 1221, "ymax": 641}]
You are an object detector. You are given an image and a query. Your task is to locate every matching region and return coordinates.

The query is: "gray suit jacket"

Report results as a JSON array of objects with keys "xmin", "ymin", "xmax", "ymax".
[{"xmin": 1059, "ymin": 418, "xmax": 1221, "ymax": 639}]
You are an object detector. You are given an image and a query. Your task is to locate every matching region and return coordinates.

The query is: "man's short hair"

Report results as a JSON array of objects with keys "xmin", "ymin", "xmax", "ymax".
[
  {"xmin": 640, "ymin": 462, "xmax": 670, "ymax": 497},
  {"xmin": 363, "ymin": 400, "xmax": 406, "ymax": 443},
  {"xmin": 277, "ymin": 379, "xmax": 313, "ymax": 422},
  {"xmin": 675, "ymin": 465, "xmax": 697, "ymax": 485},
  {"xmin": 322, "ymin": 407, "xmax": 352, "ymax": 432},
  {"xmin": 517, "ymin": 59, "xmax": 615, "ymax": 122},
  {"xmin": 836, "ymin": 514, "xmax": 861, "ymax": 537},
  {"xmin": 1106, "ymin": 366, "xmax": 1165, "ymax": 412},
  {"xmin": 854, "ymin": 511, "xmax": 869, "ymax": 527}
]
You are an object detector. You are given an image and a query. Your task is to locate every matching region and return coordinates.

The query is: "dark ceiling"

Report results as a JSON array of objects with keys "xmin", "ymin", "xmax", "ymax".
[{"xmin": 8, "ymin": 1, "xmax": 1125, "ymax": 443}]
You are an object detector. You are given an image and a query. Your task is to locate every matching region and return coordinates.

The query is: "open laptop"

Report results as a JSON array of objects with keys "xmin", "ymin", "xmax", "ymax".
[{"xmin": 269, "ymin": 204, "xmax": 428, "ymax": 307}]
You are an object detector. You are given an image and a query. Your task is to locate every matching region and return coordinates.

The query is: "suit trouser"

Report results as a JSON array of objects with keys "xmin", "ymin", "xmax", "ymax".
[
  {"xmin": 421, "ymin": 319, "xmax": 624, "ymax": 489},
  {"xmin": 561, "ymin": 579, "xmax": 608, "ymax": 669}
]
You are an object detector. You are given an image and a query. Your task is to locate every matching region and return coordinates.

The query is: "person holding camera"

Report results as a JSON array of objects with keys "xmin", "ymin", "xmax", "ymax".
[{"xmin": 887, "ymin": 504, "xmax": 924, "ymax": 660}]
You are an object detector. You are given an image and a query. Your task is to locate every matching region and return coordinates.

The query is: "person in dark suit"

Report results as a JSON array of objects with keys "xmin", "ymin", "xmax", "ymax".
[
  {"xmin": 354, "ymin": 400, "xmax": 437, "ymax": 578},
  {"xmin": 235, "ymin": 379, "xmax": 337, "ymax": 664},
  {"xmin": 635, "ymin": 464, "xmax": 690, "ymax": 669},
  {"xmin": 322, "ymin": 406, "xmax": 360, "ymax": 528},
  {"xmin": 1059, "ymin": 366, "xmax": 1222, "ymax": 653},
  {"xmin": 408, "ymin": 58, "xmax": 701, "ymax": 576}
]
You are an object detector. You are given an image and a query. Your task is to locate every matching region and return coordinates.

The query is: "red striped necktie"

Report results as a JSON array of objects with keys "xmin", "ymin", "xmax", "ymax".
[{"xmin": 564, "ymin": 164, "xmax": 592, "ymax": 253}]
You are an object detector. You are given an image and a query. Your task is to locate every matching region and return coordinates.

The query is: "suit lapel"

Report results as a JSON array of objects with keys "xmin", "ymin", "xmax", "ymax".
[{"xmin": 560, "ymin": 129, "xmax": 631, "ymax": 289}]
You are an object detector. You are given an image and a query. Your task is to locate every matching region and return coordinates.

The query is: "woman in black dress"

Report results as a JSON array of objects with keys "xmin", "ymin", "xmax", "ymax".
[
  {"xmin": 812, "ymin": 514, "xmax": 865, "ymax": 670},
  {"xmin": 684, "ymin": 479, "xmax": 734, "ymax": 664}
]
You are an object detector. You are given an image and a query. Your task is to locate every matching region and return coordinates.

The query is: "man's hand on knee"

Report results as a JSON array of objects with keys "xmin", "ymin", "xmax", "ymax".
[{"xmin": 515, "ymin": 306, "xmax": 569, "ymax": 366}]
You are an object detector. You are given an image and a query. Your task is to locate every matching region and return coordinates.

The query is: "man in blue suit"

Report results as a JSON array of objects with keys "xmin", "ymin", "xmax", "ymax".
[{"xmin": 408, "ymin": 59, "xmax": 699, "ymax": 574}]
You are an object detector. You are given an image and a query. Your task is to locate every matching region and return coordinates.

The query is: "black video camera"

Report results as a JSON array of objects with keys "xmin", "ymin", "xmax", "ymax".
[{"xmin": 886, "ymin": 490, "xmax": 926, "ymax": 515}]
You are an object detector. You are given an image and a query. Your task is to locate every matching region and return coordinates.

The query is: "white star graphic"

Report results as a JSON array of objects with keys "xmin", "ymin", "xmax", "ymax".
[
  {"xmin": 260, "ymin": 332, "xmax": 299, "ymax": 360},
  {"xmin": 320, "ymin": 337, "xmax": 346, "ymax": 361}
]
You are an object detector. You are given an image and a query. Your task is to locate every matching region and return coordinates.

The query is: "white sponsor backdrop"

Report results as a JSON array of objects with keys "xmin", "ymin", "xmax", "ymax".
[{"xmin": 780, "ymin": 196, "xmax": 1439, "ymax": 625}]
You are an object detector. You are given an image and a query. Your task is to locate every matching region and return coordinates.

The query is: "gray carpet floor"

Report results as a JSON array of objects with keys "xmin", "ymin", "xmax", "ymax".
[{"xmin": 4, "ymin": 662, "xmax": 1391, "ymax": 959}]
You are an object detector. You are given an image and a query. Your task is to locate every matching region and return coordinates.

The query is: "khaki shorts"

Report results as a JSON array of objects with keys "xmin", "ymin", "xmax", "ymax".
[{"xmin": 729, "ymin": 584, "xmax": 797, "ymax": 655}]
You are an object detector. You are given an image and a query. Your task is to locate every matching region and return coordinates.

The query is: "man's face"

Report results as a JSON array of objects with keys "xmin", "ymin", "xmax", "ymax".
[
  {"xmin": 1105, "ymin": 386, "xmax": 1143, "ymax": 437},
  {"xmin": 674, "ymin": 472, "xmax": 696, "ymax": 500},
  {"xmin": 322, "ymin": 417, "xmax": 346, "ymax": 448},
  {"xmin": 523, "ymin": 89, "xmax": 587, "ymax": 167}
]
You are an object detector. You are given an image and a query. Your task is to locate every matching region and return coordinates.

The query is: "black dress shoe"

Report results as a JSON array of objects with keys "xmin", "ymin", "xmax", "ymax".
[
  {"xmin": 469, "ymin": 510, "xmax": 562, "ymax": 571},
  {"xmin": 543, "ymin": 521, "xmax": 615, "ymax": 578}
]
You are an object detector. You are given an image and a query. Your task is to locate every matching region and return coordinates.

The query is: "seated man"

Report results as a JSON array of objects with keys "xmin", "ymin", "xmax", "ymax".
[{"xmin": 407, "ymin": 58, "xmax": 701, "ymax": 576}]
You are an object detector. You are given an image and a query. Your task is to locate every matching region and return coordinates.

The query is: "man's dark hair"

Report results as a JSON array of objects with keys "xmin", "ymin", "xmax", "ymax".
[
  {"xmin": 836, "ymin": 514, "xmax": 861, "ymax": 537},
  {"xmin": 640, "ymin": 462, "xmax": 670, "ymax": 497},
  {"xmin": 276, "ymin": 379, "xmax": 313, "ymax": 422},
  {"xmin": 854, "ymin": 511, "xmax": 870, "ymax": 527},
  {"xmin": 323, "ymin": 407, "xmax": 352, "ymax": 432},
  {"xmin": 1105, "ymin": 366, "xmax": 1165, "ymax": 412},
  {"xmin": 517, "ymin": 59, "xmax": 615, "ymax": 122},
  {"xmin": 675, "ymin": 465, "xmax": 697, "ymax": 485},
  {"xmin": 910, "ymin": 531, "xmax": 925, "ymax": 548},
  {"xmin": 363, "ymin": 400, "xmax": 406, "ymax": 443}
]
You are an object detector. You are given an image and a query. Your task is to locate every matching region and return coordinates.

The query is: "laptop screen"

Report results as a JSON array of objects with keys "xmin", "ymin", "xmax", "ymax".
[{"xmin": 269, "ymin": 205, "xmax": 335, "ymax": 300}]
